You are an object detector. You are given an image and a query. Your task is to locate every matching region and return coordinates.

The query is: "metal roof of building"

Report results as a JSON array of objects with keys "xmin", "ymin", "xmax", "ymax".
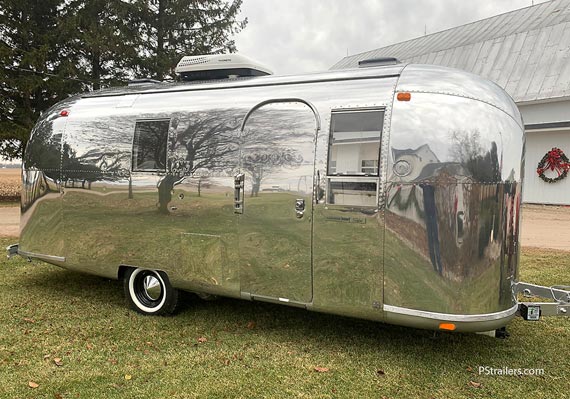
[{"xmin": 331, "ymin": 0, "xmax": 570, "ymax": 104}]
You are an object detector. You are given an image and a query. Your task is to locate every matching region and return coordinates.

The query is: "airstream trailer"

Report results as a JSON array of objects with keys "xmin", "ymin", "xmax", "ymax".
[{"xmin": 8, "ymin": 55, "xmax": 570, "ymax": 335}]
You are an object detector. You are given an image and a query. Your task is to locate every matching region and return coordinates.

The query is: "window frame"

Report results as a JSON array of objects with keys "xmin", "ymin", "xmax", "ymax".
[
  {"xmin": 325, "ymin": 107, "xmax": 385, "ymax": 207},
  {"xmin": 326, "ymin": 108, "xmax": 384, "ymax": 177},
  {"xmin": 131, "ymin": 118, "xmax": 171, "ymax": 173}
]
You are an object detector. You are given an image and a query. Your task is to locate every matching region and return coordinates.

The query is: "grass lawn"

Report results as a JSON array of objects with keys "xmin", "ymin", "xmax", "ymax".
[{"xmin": 1, "ymin": 235, "xmax": 569, "ymax": 399}]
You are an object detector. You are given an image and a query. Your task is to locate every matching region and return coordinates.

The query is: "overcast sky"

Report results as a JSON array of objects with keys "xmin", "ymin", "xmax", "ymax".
[{"xmin": 234, "ymin": 0, "xmax": 550, "ymax": 75}]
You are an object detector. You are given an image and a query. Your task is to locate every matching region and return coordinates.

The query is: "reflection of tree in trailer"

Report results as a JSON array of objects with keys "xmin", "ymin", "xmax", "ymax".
[
  {"xmin": 241, "ymin": 105, "xmax": 316, "ymax": 196},
  {"xmin": 22, "ymin": 119, "xmax": 61, "ymax": 211},
  {"xmin": 61, "ymin": 118, "xmax": 136, "ymax": 195},
  {"xmin": 242, "ymin": 148, "xmax": 303, "ymax": 197},
  {"xmin": 158, "ymin": 110, "xmax": 241, "ymax": 213}
]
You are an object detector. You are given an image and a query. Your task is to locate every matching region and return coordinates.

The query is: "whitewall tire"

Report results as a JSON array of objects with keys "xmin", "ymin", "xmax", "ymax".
[{"xmin": 124, "ymin": 268, "xmax": 179, "ymax": 315}]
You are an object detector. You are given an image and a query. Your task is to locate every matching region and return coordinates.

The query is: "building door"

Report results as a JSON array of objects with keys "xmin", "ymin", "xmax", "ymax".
[{"xmin": 238, "ymin": 100, "xmax": 319, "ymax": 304}]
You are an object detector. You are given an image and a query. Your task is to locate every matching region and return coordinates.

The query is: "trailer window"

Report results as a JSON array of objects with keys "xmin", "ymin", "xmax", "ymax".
[
  {"xmin": 326, "ymin": 109, "xmax": 383, "ymax": 206},
  {"xmin": 132, "ymin": 119, "xmax": 170, "ymax": 172},
  {"xmin": 327, "ymin": 110, "xmax": 383, "ymax": 176}
]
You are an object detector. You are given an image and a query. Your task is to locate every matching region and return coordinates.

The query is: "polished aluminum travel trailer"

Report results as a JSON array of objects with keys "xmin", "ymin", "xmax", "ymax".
[{"xmin": 8, "ymin": 57, "xmax": 570, "ymax": 334}]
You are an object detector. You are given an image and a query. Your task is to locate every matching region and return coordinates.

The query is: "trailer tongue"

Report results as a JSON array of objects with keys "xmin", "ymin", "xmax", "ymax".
[{"xmin": 515, "ymin": 282, "xmax": 570, "ymax": 319}]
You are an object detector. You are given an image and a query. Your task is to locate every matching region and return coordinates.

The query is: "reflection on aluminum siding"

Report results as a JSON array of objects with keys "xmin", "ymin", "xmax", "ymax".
[
  {"xmin": 239, "ymin": 102, "xmax": 317, "ymax": 303},
  {"xmin": 385, "ymin": 92, "xmax": 524, "ymax": 315},
  {"xmin": 396, "ymin": 64, "xmax": 522, "ymax": 124},
  {"xmin": 20, "ymin": 114, "xmax": 66, "ymax": 259}
]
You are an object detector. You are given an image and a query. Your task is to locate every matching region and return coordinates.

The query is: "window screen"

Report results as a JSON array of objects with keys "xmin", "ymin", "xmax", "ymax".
[
  {"xmin": 132, "ymin": 119, "xmax": 170, "ymax": 172},
  {"xmin": 327, "ymin": 110, "xmax": 383, "ymax": 176},
  {"xmin": 327, "ymin": 180, "xmax": 378, "ymax": 207}
]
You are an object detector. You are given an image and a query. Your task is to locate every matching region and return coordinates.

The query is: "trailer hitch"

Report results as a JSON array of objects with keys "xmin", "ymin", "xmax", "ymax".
[{"xmin": 514, "ymin": 282, "xmax": 570, "ymax": 320}]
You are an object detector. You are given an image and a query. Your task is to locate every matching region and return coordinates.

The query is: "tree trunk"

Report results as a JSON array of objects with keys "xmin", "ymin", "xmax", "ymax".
[
  {"xmin": 92, "ymin": 48, "xmax": 101, "ymax": 90},
  {"xmin": 128, "ymin": 175, "xmax": 133, "ymax": 199},
  {"xmin": 156, "ymin": 0, "xmax": 165, "ymax": 80}
]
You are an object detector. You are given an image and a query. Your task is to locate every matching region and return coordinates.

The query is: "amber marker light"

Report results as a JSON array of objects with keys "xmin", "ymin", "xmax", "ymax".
[
  {"xmin": 439, "ymin": 323, "xmax": 456, "ymax": 331},
  {"xmin": 397, "ymin": 92, "xmax": 411, "ymax": 101}
]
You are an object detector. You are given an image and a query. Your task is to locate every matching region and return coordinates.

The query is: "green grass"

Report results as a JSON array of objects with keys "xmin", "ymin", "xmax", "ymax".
[{"xmin": 1, "ymin": 236, "xmax": 569, "ymax": 398}]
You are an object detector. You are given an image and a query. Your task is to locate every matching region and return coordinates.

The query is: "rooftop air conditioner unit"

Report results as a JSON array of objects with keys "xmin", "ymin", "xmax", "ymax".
[{"xmin": 175, "ymin": 54, "xmax": 273, "ymax": 81}]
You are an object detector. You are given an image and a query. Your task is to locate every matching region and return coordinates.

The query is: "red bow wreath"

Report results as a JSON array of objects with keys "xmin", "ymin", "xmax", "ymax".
[{"xmin": 536, "ymin": 147, "xmax": 570, "ymax": 183}]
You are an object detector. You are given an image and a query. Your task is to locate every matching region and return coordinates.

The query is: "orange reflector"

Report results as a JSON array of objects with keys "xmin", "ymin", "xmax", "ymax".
[
  {"xmin": 439, "ymin": 323, "xmax": 456, "ymax": 331},
  {"xmin": 397, "ymin": 92, "xmax": 411, "ymax": 101}
]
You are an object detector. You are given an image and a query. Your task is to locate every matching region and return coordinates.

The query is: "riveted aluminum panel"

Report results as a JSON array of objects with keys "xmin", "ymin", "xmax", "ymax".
[
  {"xmin": 396, "ymin": 64, "xmax": 522, "ymax": 123},
  {"xmin": 386, "ymin": 90, "xmax": 524, "ymax": 315},
  {"xmin": 19, "ymin": 105, "xmax": 73, "ymax": 261}
]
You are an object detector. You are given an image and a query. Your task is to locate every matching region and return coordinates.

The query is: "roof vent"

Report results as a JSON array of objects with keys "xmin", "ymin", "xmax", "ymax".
[
  {"xmin": 358, "ymin": 57, "xmax": 401, "ymax": 68},
  {"xmin": 127, "ymin": 78, "xmax": 161, "ymax": 86},
  {"xmin": 175, "ymin": 54, "xmax": 273, "ymax": 81}
]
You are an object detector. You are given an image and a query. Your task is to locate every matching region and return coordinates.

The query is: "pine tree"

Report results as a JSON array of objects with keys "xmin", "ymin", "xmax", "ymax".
[
  {"xmin": 0, "ymin": 0, "xmax": 84, "ymax": 159},
  {"xmin": 0, "ymin": 0, "xmax": 248, "ymax": 160},
  {"xmin": 61, "ymin": 0, "xmax": 142, "ymax": 90},
  {"xmin": 134, "ymin": 0, "xmax": 247, "ymax": 80}
]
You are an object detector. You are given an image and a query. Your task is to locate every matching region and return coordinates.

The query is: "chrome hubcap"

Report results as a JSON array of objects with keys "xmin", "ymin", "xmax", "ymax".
[{"xmin": 143, "ymin": 275, "xmax": 162, "ymax": 301}]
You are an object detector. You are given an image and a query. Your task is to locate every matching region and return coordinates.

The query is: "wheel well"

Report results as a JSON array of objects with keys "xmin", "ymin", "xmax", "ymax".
[{"xmin": 118, "ymin": 265, "xmax": 131, "ymax": 281}]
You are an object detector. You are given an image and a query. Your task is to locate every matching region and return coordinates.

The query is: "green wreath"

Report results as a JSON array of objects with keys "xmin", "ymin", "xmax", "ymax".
[{"xmin": 536, "ymin": 147, "xmax": 570, "ymax": 183}]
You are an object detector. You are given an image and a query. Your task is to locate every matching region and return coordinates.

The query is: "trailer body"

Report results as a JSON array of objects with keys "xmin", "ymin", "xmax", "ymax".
[{"xmin": 15, "ymin": 63, "xmax": 530, "ymax": 332}]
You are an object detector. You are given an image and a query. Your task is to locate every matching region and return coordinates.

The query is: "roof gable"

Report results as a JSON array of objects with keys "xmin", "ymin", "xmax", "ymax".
[{"xmin": 332, "ymin": 0, "xmax": 570, "ymax": 103}]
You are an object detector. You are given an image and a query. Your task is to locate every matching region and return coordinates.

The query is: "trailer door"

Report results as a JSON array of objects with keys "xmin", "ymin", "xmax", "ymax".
[
  {"xmin": 312, "ymin": 108, "xmax": 385, "ymax": 318},
  {"xmin": 238, "ymin": 100, "xmax": 319, "ymax": 304}
]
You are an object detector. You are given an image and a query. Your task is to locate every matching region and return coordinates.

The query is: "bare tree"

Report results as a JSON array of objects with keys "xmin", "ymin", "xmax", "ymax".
[
  {"xmin": 158, "ymin": 110, "xmax": 240, "ymax": 213},
  {"xmin": 449, "ymin": 129, "xmax": 500, "ymax": 182},
  {"xmin": 242, "ymin": 147, "xmax": 303, "ymax": 196}
]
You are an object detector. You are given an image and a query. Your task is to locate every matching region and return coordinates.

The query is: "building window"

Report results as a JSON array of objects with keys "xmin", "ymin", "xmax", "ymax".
[
  {"xmin": 132, "ymin": 119, "xmax": 170, "ymax": 172},
  {"xmin": 326, "ymin": 109, "xmax": 384, "ymax": 206}
]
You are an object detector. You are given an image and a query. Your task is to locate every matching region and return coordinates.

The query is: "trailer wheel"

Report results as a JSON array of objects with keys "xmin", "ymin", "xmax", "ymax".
[{"xmin": 124, "ymin": 268, "xmax": 179, "ymax": 315}]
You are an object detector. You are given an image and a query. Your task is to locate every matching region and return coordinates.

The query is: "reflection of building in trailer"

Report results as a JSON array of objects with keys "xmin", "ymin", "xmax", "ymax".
[
  {"xmin": 332, "ymin": 0, "xmax": 570, "ymax": 205},
  {"xmin": 388, "ymin": 145, "xmax": 476, "ymax": 279},
  {"xmin": 9, "ymin": 53, "xmax": 569, "ymax": 336}
]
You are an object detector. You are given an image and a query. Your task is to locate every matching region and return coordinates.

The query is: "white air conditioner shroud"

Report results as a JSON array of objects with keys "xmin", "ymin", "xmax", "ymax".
[{"xmin": 175, "ymin": 54, "xmax": 273, "ymax": 76}]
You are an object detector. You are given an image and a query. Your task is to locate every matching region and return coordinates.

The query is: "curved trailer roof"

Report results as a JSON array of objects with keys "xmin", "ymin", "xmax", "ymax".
[{"xmin": 82, "ymin": 64, "xmax": 406, "ymax": 98}]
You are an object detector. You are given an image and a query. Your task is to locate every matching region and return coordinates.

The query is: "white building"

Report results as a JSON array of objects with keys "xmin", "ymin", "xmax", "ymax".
[{"xmin": 332, "ymin": 0, "xmax": 570, "ymax": 205}]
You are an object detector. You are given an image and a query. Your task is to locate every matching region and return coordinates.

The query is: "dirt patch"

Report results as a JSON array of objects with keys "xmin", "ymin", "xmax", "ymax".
[
  {"xmin": 0, "ymin": 207, "xmax": 19, "ymax": 237},
  {"xmin": 521, "ymin": 204, "xmax": 570, "ymax": 251},
  {"xmin": 0, "ymin": 168, "xmax": 21, "ymax": 201}
]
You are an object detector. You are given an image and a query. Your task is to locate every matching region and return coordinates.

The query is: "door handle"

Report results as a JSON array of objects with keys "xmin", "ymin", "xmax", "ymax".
[
  {"xmin": 234, "ymin": 173, "xmax": 245, "ymax": 214},
  {"xmin": 295, "ymin": 198, "xmax": 305, "ymax": 218}
]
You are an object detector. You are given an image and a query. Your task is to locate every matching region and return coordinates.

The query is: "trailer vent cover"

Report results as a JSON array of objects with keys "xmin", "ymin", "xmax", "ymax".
[
  {"xmin": 358, "ymin": 57, "xmax": 401, "ymax": 68},
  {"xmin": 175, "ymin": 54, "xmax": 273, "ymax": 81}
]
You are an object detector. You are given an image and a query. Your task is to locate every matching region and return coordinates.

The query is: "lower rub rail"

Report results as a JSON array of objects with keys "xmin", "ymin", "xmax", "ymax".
[{"xmin": 514, "ymin": 282, "xmax": 570, "ymax": 320}]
